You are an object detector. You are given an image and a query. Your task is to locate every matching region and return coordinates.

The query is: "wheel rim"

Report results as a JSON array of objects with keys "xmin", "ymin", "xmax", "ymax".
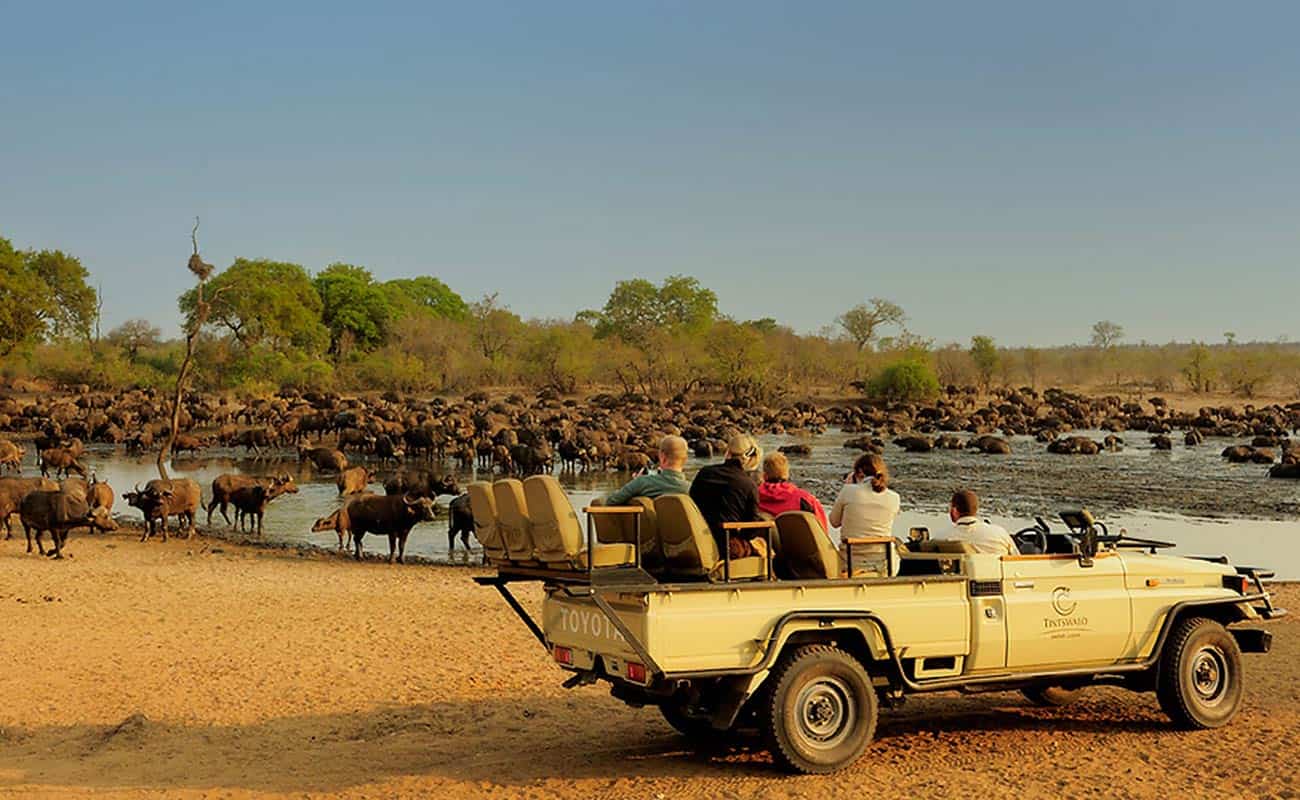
[
  {"xmin": 794, "ymin": 677, "xmax": 856, "ymax": 750},
  {"xmin": 1190, "ymin": 645, "xmax": 1229, "ymax": 706}
]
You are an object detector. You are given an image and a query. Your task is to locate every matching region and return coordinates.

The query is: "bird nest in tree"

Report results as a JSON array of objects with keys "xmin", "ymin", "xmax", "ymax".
[{"xmin": 187, "ymin": 253, "xmax": 214, "ymax": 281}]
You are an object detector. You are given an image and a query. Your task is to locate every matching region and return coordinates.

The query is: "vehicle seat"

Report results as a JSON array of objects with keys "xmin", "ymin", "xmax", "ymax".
[
  {"xmin": 775, "ymin": 511, "xmax": 839, "ymax": 580},
  {"xmin": 1045, "ymin": 533, "xmax": 1079, "ymax": 555},
  {"xmin": 492, "ymin": 479, "xmax": 538, "ymax": 563},
  {"xmin": 467, "ymin": 481, "xmax": 508, "ymax": 564},
  {"xmin": 522, "ymin": 475, "xmax": 636, "ymax": 570},
  {"xmin": 653, "ymin": 494, "xmax": 766, "ymax": 582},
  {"xmin": 592, "ymin": 496, "xmax": 663, "ymax": 570}
]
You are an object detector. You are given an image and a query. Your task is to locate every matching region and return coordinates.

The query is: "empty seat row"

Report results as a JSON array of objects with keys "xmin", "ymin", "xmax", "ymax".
[
  {"xmin": 467, "ymin": 476, "xmax": 635, "ymax": 570},
  {"xmin": 467, "ymin": 477, "xmax": 842, "ymax": 583}
]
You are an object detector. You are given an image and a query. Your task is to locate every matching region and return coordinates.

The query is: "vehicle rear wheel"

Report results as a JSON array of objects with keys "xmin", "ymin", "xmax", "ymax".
[
  {"xmin": 1157, "ymin": 616, "xmax": 1243, "ymax": 729},
  {"xmin": 763, "ymin": 644, "xmax": 876, "ymax": 774},
  {"xmin": 1021, "ymin": 685, "xmax": 1085, "ymax": 707}
]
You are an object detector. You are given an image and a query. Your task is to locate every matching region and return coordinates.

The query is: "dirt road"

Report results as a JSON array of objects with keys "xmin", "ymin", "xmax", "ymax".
[{"xmin": 0, "ymin": 534, "xmax": 1295, "ymax": 799}]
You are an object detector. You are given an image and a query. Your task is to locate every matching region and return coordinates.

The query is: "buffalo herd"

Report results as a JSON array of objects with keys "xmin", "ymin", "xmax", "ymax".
[{"xmin": 0, "ymin": 384, "xmax": 1297, "ymax": 561}]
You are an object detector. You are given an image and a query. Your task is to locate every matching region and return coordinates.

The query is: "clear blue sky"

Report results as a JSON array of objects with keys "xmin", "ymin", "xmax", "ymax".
[{"xmin": 3, "ymin": 1, "xmax": 1298, "ymax": 346}]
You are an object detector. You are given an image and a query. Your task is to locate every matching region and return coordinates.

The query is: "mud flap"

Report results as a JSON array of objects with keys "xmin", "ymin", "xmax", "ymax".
[
  {"xmin": 710, "ymin": 670, "xmax": 770, "ymax": 730},
  {"xmin": 1231, "ymin": 628, "xmax": 1272, "ymax": 654}
]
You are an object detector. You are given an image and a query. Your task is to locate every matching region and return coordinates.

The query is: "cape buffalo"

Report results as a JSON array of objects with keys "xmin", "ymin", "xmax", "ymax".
[
  {"xmin": 382, "ymin": 469, "xmax": 457, "ymax": 499},
  {"xmin": 312, "ymin": 507, "xmax": 352, "ymax": 551},
  {"xmin": 39, "ymin": 447, "xmax": 86, "ymax": 479},
  {"xmin": 0, "ymin": 440, "xmax": 24, "ymax": 473},
  {"xmin": 340, "ymin": 493, "xmax": 437, "ymax": 564},
  {"xmin": 0, "ymin": 476, "xmax": 59, "ymax": 539},
  {"xmin": 447, "ymin": 493, "xmax": 475, "ymax": 555},
  {"xmin": 124, "ymin": 478, "xmax": 201, "ymax": 542},
  {"xmin": 893, "ymin": 435, "xmax": 934, "ymax": 453},
  {"xmin": 337, "ymin": 466, "xmax": 374, "ymax": 496},
  {"xmin": 207, "ymin": 473, "xmax": 295, "ymax": 526},
  {"xmin": 20, "ymin": 487, "xmax": 118, "ymax": 558},
  {"xmin": 229, "ymin": 479, "xmax": 298, "ymax": 536},
  {"xmin": 298, "ymin": 445, "xmax": 348, "ymax": 472}
]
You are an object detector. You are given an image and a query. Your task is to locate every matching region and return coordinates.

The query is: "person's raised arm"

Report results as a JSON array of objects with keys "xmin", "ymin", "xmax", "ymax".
[{"xmin": 829, "ymin": 484, "xmax": 847, "ymax": 529}]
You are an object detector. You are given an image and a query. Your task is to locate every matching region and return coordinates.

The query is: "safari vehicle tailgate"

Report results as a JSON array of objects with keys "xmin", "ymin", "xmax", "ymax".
[{"xmin": 542, "ymin": 588, "xmax": 648, "ymax": 670}]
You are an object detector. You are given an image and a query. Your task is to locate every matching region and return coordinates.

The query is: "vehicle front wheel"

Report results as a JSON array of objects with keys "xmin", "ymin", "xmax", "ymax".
[
  {"xmin": 763, "ymin": 644, "xmax": 877, "ymax": 774},
  {"xmin": 1022, "ymin": 685, "xmax": 1085, "ymax": 707},
  {"xmin": 1156, "ymin": 616, "xmax": 1243, "ymax": 729}
]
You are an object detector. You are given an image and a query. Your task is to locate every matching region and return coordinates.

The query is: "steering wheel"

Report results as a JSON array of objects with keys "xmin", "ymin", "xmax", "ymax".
[{"xmin": 1013, "ymin": 525, "xmax": 1048, "ymax": 555}]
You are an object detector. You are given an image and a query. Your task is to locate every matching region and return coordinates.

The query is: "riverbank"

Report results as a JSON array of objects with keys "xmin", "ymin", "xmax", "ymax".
[{"xmin": 0, "ymin": 532, "xmax": 1296, "ymax": 799}]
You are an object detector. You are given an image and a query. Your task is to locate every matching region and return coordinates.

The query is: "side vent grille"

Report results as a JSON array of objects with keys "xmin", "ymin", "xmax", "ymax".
[{"xmin": 969, "ymin": 580, "xmax": 1002, "ymax": 597}]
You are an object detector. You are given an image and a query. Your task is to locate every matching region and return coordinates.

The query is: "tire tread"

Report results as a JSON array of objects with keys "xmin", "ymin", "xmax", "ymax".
[{"xmin": 762, "ymin": 644, "xmax": 876, "ymax": 774}]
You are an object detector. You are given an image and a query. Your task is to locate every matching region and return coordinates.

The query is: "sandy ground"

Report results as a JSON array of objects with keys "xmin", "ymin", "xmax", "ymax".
[{"xmin": 0, "ymin": 532, "xmax": 1296, "ymax": 800}]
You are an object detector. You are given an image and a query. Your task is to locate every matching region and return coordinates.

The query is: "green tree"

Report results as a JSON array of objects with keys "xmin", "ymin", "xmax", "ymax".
[
  {"xmin": 868, "ymin": 357, "xmax": 940, "ymax": 402},
  {"xmin": 837, "ymin": 298, "xmax": 905, "ymax": 351},
  {"xmin": 1182, "ymin": 344, "xmax": 1216, "ymax": 393},
  {"xmin": 1090, "ymin": 320, "xmax": 1125, "ymax": 349},
  {"xmin": 181, "ymin": 258, "xmax": 327, "ymax": 352},
  {"xmin": 591, "ymin": 275, "xmax": 718, "ymax": 345},
  {"xmin": 105, "ymin": 319, "xmax": 162, "ymax": 360},
  {"xmin": 383, "ymin": 276, "xmax": 469, "ymax": 321},
  {"xmin": 24, "ymin": 248, "xmax": 98, "ymax": 341},
  {"xmin": 0, "ymin": 238, "xmax": 46, "ymax": 355},
  {"xmin": 1022, "ymin": 347, "xmax": 1043, "ymax": 389},
  {"xmin": 1091, "ymin": 320, "xmax": 1125, "ymax": 386},
  {"xmin": 0, "ymin": 237, "xmax": 100, "ymax": 354},
  {"xmin": 469, "ymin": 293, "xmax": 524, "ymax": 373},
  {"xmin": 969, "ymin": 335, "xmax": 999, "ymax": 390},
  {"xmin": 521, "ymin": 322, "xmax": 595, "ymax": 393},
  {"xmin": 706, "ymin": 319, "xmax": 772, "ymax": 400},
  {"xmin": 313, "ymin": 264, "xmax": 393, "ymax": 356}
]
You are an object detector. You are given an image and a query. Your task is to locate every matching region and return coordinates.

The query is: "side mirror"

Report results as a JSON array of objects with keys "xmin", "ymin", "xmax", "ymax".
[{"xmin": 1078, "ymin": 526, "xmax": 1098, "ymax": 568}]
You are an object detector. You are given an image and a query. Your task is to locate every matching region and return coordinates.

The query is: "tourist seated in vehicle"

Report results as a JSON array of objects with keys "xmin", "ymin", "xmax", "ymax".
[
  {"xmin": 689, "ymin": 433, "xmax": 766, "ymax": 559},
  {"xmin": 757, "ymin": 451, "xmax": 829, "ymax": 533},
  {"xmin": 944, "ymin": 489, "xmax": 1016, "ymax": 555},
  {"xmin": 597, "ymin": 435, "xmax": 690, "ymax": 506},
  {"xmin": 829, "ymin": 453, "xmax": 901, "ymax": 537}
]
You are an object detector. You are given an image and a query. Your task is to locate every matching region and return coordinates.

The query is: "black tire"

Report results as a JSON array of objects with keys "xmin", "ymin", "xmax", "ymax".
[
  {"xmin": 659, "ymin": 701, "xmax": 715, "ymax": 739},
  {"xmin": 1156, "ymin": 616, "xmax": 1243, "ymax": 729},
  {"xmin": 1021, "ymin": 685, "xmax": 1086, "ymax": 707},
  {"xmin": 762, "ymin": 644, "xmax": 877, "ymax": 774}
]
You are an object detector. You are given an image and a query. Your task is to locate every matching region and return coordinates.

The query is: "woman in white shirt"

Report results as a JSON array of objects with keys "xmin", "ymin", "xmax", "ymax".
[{"xmin": 829, "ymin": 453, "xmax": 901, "ymax": 538}]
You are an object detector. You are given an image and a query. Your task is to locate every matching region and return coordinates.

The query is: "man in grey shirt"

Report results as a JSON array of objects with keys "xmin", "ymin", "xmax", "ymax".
[{"xmin": 602, "ymin": 435, "xmax": 690, "ymax": 505}]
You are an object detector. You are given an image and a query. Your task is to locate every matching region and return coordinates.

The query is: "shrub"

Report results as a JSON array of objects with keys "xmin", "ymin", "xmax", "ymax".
[{"xmin": 867, "ymin": 358, "xmax": 940, "ymax": 402}]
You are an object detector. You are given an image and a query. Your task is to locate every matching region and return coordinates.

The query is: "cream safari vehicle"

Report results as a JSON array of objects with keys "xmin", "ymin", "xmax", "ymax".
[{"xmin": 471, "ymin": 476, "xmax": 1284, "ymax": 774}]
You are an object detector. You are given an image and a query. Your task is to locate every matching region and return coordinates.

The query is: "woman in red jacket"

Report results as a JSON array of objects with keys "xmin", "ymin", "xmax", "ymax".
[{"xmin": 757, "ymin": 451, "xmax": 830, "ymax": 534}]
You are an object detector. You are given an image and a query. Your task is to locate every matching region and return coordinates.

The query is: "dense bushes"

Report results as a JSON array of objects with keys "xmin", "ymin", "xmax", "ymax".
[{"xmin": 867, "ymin": 357, "xmax": 941, "ymax": 402}]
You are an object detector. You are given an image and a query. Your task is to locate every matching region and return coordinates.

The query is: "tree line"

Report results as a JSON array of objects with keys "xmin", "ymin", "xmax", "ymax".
[{"xmin": 1, "ymin": 232, "xmax": 1297, "ymax": 401}]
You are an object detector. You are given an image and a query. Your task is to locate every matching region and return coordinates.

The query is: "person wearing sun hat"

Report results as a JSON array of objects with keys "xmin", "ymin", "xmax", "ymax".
[{"xmin": 689, "ymin": 432, "xmax": 765, "ymax": 558}]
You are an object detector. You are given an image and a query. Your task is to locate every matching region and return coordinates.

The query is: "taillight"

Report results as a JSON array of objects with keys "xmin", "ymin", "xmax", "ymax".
[
  {"xmin": 626, "ymin": 662, "xmax": 647, "ymax": 683},
  {"xmin": 553, "ymin": 646, "xmax": 573, "ymax": 665}
]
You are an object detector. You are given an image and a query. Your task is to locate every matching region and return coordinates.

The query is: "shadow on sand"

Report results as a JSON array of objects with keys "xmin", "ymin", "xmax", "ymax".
[{"xmin": 0, "ymin": 692, "xmax": 1170, "ymax": 793}]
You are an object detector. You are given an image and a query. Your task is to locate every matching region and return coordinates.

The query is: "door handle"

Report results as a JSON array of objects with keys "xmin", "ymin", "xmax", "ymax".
[{"xmin": 1013, "ymin": 581, "xmax": 1035, "ymax": 589}]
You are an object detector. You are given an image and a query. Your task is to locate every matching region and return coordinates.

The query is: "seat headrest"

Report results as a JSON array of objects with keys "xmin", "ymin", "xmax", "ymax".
[
  {"xmin": 467, "ymin": 482, "xmax": 497, "ymax": 521},
  {"xmin": 521, "ymin": 475, "xmax": 570, "ymax": 525},
  {"xmin": 492, "ymin": 479, "xmax": 528, "ymax": 521},
  {"xmin": 776, "ymin": 510, "xmax": 838, "ymax": 580}
]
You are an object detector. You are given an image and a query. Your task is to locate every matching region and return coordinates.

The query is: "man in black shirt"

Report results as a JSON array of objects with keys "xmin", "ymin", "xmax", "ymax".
[{"xmin": 689, "ymin": 433, "xmax": 764, "ymax": 558}]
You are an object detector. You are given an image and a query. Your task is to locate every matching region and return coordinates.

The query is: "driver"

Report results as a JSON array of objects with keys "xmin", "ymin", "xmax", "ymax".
[{"xmin": 944, "ymin": 490, "xmax": 1016, "ymax": 555}]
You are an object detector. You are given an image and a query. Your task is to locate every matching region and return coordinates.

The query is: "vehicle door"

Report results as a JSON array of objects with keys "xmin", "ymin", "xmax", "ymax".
[{"xmin": 1000, "ymin": 553, "xmax": 1133, "ymax": 669}]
